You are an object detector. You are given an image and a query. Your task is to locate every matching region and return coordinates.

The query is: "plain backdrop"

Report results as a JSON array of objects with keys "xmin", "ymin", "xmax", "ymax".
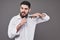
[{"xmin": 0, "ymin": 0, "xmax": 60, "ymax": 40}]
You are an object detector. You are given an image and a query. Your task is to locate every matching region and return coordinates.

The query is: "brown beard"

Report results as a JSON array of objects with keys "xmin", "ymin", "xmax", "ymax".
[{"xmin": 20, "ymin": 13, "xmax": 28, "ymax": 18}]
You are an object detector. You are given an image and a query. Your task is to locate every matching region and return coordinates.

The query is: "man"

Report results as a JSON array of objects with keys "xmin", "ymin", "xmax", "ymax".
[{"xmin": 8, "ymin": 1, "xmax": 50, "ymax": 40}]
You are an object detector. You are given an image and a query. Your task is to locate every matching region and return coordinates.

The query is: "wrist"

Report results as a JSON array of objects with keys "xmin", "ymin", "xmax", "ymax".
[{"xmin": 18, "ymin": 23, "xmax": 22, "ymax": 27}]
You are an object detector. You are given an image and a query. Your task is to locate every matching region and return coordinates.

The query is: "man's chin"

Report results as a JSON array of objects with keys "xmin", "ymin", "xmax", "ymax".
[
  {"xmin": 22, "ymin": 15, "xmax": 26, "ymax": 17},
  {"xmin": 20, "ymin": 13, "xmax": 28, "ymax": 18}
]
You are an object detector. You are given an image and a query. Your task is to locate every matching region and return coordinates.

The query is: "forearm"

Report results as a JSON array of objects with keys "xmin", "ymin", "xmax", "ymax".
[
  {"xmin": 8, "ymin": 24, "xmax": 20, "ymax": 39},
  {"xmin": 16, "ymin": 18, "xmax": 27, "ymax": 32},
  {"xmin": 16, "ymin": 23, "xmax": 22, "ymax": 32},
  {"xmin": 35, "ymin": 13, "xmax": 50, "ymax": 24},
  {"xmin": 37, "ymin": 13, "xmax": 50, "ymax": 20},
  {"xmin": 32, "ymin": 13, "xmax": 46, "ymax": 18},
  {"xmin": 36, "ymin": 13, "xmax": 46, "ymax": 18}
]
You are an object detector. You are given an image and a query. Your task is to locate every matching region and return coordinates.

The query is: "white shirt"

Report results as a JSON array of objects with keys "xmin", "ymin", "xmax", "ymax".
[{"xmin": 8, "ymin": 13, "xmax": 50, "ymax": 40}]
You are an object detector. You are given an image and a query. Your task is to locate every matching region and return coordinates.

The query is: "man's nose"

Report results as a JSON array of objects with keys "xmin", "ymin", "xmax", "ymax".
[{"xmin": 22, "ymin": 9, "xmax": 25, "ymax": 12}]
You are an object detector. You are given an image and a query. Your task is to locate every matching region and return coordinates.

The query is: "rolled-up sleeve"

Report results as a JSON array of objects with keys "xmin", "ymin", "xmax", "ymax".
[
  {"xmin": 36, "ymin": 13, "xmax": 50, "ymax": 24},
  {"xmin": 8, "ymin": 17, "xmax": 19, "ymax": 39}
]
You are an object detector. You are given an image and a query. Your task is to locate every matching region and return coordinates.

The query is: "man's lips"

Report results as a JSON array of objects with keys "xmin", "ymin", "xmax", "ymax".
[
  {"xmin": 22, "ymin": 12, "xmax": 25, "ymax": 14},
  {"xmin": 22, "ymin": 13, "xmax": 26, "ymax": 16}
]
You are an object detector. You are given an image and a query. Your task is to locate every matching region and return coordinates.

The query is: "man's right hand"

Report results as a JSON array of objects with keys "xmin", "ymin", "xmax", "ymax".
[
  {"xmin": 16, "ymin": 17, "xmax": 27, "ymax": 32},
  {"xmin": 20, "ymin": 17, "xmax": 27, "ymax": 26}
]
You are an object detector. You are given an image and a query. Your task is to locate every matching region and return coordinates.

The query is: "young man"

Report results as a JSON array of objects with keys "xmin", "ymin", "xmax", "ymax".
[{"xmin": 8, "ymin": 1, "xmax": 50, "ymax": 40}]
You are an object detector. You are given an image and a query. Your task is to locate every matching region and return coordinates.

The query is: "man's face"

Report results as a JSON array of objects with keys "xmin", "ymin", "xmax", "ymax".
[{"xmin": 20, "ymin": 4, "xmax": 31, "ymax": 18}]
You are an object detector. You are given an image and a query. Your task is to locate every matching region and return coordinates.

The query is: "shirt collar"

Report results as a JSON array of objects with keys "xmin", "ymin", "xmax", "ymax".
[{"xmin": 17, "ymin": 13, "xmax": 21, "ymax": 19}]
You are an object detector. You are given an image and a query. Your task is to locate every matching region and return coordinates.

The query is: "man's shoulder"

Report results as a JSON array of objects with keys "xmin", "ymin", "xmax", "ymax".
[{"xmin": 10, "ymin": 15, "xmax": 19, "ymax": 20}]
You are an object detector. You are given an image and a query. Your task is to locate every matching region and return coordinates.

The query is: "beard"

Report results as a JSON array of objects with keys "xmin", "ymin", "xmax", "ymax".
[{"xmin": 20, "ymin": 12, "xmax": 28, "ymax": 18}]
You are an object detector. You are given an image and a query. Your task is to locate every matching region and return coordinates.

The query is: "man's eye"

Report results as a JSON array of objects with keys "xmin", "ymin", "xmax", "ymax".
[
  {"xmin": 25, "ymin": 8, "xmax": 28, "ymax": 10},
  {"xmin": 21, "ymin": 8, "xmax": 23, "ymax": 9}
]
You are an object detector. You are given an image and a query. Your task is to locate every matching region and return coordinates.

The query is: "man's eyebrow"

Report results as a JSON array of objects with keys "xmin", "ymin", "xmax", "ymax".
[{"xmin": 25, "ymin": 8, "xmax": 28, "ymax": 9}]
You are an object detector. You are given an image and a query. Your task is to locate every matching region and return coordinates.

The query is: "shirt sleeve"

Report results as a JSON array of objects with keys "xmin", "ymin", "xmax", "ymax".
[
  {"xmin": 36, "ymin": 13, "xmax": 50, "ymax": 24},
  {"xmin": 8, "ymin": 17, "xmax": 19, "ymax": 39}
]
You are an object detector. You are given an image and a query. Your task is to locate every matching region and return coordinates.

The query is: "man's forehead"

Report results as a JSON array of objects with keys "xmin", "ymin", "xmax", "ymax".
[{"xmin": 20, "ymin": 4, "xmax": 29, "ymax": 8}]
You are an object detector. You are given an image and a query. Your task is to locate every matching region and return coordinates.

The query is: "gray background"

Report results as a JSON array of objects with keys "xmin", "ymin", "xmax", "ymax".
[{"xmin": 0, "ymin": 0, "xmax": 60, "ymax": 40}]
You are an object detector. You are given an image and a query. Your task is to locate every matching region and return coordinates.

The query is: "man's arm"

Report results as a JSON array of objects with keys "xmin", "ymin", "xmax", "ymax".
[
  {"xmin": 8, "ymin": 17, "xmax": 27, "ymax": 39},
  {"xmin": 32, "ymin": 13, "xmax": 46, "ymax": 18},
  {"xmin": 8, "ymin": 17, "xmax": 20, "ymax": 39},
  {"xmin": 32, "ymin": 12, "xmax": 50, "ymax": 24},
  {"xmin": 16, "ymin": 17, "xmax": 27, "ymax": 32}
]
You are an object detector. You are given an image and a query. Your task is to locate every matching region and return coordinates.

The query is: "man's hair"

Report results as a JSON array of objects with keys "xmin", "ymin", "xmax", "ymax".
[{"xmin": 20, "ymin": 1, "xmax": 31, "ymax": 8}]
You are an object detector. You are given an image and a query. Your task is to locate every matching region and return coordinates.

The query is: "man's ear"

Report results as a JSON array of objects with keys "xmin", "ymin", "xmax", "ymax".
[{"xmin": 29, "ymin": 8, "xmax": 31, "ymax": 12}]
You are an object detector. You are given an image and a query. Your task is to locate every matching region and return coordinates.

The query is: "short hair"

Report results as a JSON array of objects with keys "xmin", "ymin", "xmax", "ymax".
[{"xmin": 20, "ymin": 1, "xmax": 31, "ymax": 8}]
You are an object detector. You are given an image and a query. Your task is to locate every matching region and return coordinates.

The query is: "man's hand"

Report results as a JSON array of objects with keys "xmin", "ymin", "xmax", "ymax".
[
  {"xmin": 20, "ymin": 17, "xmax": 27, "ymax": 26},
  {"xmin": 16, "ymin": 17, "xmax": 27, "ymax": 32}
]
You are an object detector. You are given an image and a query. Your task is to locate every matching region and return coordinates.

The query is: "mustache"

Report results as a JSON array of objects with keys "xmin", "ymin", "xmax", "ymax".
[{"xmin": 21, "ymin": 12, "xmax": 25, "ymax": 13}]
